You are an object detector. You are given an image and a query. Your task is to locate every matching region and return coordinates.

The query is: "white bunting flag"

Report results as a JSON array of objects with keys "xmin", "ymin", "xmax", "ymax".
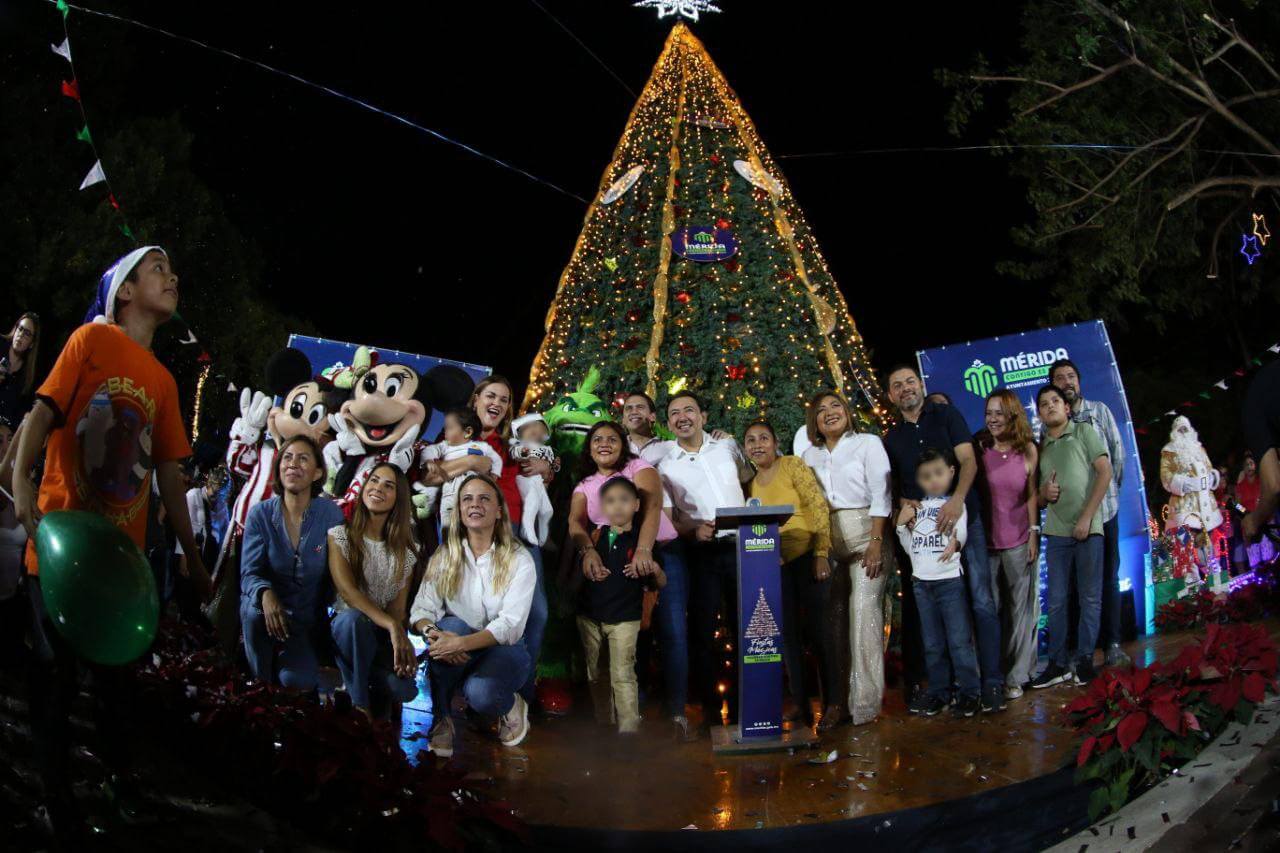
[
  {"xmin": 1213, "ymin": 380, "xmax": 1228, "ymax": 391},
  {"xmin": 1165, "ymin": 410, "xmax": 1177, "ymax": 417},
  {"xmin": 51, "ymin": 38, "xmax": 72, "ymax": 62},
  {"xmin": 79, "ymin": 160, "xmax": 106, "ymax": 190},
  {"xmin": 1269, "ymin": 343, "xmax": 1280, "ymax": 354}
]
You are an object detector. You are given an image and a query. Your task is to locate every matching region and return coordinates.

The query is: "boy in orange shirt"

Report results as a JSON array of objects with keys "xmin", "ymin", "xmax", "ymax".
[{"xmin": 10, "ymin": 246, "xmax": 210, "ymax": 837}]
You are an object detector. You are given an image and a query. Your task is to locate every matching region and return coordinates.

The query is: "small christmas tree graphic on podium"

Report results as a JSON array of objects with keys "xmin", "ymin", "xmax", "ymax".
[{"xmin": 744, "ymin": 587, "xmax": 781, "ymax": 661}]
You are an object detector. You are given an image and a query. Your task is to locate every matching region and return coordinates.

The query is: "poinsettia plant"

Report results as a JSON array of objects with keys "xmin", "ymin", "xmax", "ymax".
[
  {"xmin": 1066, "ymin": 623, "xmax": 1277, "ymax": 819},
  {"xmin": 135, "ymin": 622, "xmax": 524, "ymax": 851}
]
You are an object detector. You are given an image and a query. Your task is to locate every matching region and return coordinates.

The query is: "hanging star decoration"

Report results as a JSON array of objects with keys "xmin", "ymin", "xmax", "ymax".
[
  {"xmin": 1253, "ymin": 212, "xmax": 1270, "ymax": 246},
  {"xmin": 736, "ymin": 391, "xmax": 756, "ymax": 410},
  {"xmin": 633, "ymin": 0, "xmax": 722, "ymax": 22},
  {"xmin": 1240, "ymin": 233, "xmax": 1262, "ymax": 265}
]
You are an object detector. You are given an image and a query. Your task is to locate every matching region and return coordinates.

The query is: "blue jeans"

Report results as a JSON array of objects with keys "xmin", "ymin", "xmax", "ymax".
[
  {"xmin": 330, "ymin": 608, "xmax": 418, "ymax": 711},
  {"xmin": 654, "ymin": 540, "xmax": 690, "ymax": 717},
  {"xmin": 518, "ymin": 542, "xmax": 547, "ymax": 703},
  {"xmin": 1100, "ymin": 514, "xmax": 1123, "ymax": 646},
  {"xmin": 1046, "ymin": 534, "xmax": 1104, "ymax": 668},
  {"xmin": 429, "ymin": 616, "xmax": 532, "ymax": 718},
  {"xmin": 960, "ymin": 507, "xmax": 1003, "ymax": 690},
  {"xmin": 913, "ymin": 576, "xmax": 980, "ymax": 699},
  {"xmin": 240, "ymin": 597, "xmax": 320, "ymax": 690}
]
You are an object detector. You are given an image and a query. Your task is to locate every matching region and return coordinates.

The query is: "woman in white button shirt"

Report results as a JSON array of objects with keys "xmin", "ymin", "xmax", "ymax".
[
  {"xmin": 410, "ymin": 474, "xmax": 537, "ymax": 757},
  {"xmin": 801, "ymin": 391, "xmax": 894, "ymax": 727}
]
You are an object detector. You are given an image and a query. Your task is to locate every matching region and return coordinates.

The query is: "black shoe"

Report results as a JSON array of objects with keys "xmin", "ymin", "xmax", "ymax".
[
  {"xmin": 1030, "ymin": 663, "xmax": 1071, "ymax": 689},
  {"xmin": 981, "ymin": 685, "xmax": 1007, "ymax": 714},
  {"xmin": 953, "ymin": 694, "xmax": 981, "ymax": 718},
  {"xmin": 1074, "ymin": 658, "xmax": 1097, "ymax": 686},
  {"xmin": 921, "ymin": 695, "xmax": 948, "ymax": 716},
  {"xmin": 906, "ymin": 684, "xmax": 930, "ymax": 714}
]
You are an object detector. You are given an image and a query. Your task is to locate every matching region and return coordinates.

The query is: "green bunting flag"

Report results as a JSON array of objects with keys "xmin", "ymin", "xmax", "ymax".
[
  {"xmin": 76, "ymin": 125, "xmax": 91, "ymax": 143},
  {"xmin": 56, "ymin": 0, "xmax": 68, "ymax": 20},
  {"xmin": 119, "ymin": 223, "xmax": 134, "ymax": 240},
  {"xmin": 1139, "ymin": 341, "xmax": 1280, "ymax": 430}
]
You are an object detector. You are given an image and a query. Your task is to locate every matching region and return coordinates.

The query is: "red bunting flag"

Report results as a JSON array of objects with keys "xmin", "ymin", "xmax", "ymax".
[
  {"xmin": 60, "ymin": 79, "xmax": 80, "ymax": 101},
  {"xmin": 108, "ymin": 193, "xmax": 120, "ymax": 210}
]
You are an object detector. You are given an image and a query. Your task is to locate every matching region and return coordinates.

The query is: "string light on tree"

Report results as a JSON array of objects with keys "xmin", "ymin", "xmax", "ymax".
[{"xmin": 521, "ymin": 24, "xmax": 888, "ymax": 440}]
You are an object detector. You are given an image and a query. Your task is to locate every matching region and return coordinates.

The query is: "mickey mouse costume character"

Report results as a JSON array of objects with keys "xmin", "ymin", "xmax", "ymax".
[
  {"xmin": 206, "ymin": 348, "xmax": 347, "ymax": 647},
  {"xmin": 326, "ymin": 346, "xmax": 474, "ymax": 519}
]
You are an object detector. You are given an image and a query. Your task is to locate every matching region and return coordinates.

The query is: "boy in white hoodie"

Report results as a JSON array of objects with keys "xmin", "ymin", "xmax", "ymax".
[{"xmin": 896, "ymin": 447, "xmax": 981, "ymax": 719}]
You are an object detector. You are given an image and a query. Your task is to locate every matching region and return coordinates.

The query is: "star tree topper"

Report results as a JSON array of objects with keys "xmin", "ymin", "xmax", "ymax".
[{"xmin": 634, "ymin": 0, "xmax": 722, "ymax": 23}]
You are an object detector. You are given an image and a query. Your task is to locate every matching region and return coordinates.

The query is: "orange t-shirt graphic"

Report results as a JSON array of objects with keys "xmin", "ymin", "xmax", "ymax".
[{"xmin": 25, "ymin": 323, "xmax": 192, "ymax": 575}]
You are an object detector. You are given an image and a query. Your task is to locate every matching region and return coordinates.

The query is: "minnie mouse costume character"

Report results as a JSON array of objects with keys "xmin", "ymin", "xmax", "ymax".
[
  {"xmin": 206, "ymin": 348, "xmax": 347, "ymax": 647},
  {"xmin": 326, "ymin": 346, "xmax": 474, "ymax": 519}
]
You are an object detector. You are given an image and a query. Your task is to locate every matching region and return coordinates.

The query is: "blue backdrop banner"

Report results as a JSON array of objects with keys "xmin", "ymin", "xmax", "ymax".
[
  {"xmin": 917, "ymin": 320, "xmax": 1154, "ymax": 634},
  {"xmin": 286, "ymin": 335, "xmax": 491, "ymax": 443}
]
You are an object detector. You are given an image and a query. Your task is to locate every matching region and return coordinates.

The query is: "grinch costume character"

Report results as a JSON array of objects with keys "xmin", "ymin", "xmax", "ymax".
[{"xmin": 1160, "ymin": 416, "xmax": 1223, "ymax": 583}]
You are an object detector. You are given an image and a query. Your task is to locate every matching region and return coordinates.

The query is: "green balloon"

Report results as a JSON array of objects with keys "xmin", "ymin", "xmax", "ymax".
[{"xmin": 36, "ymin": 510, "xmax": 159, "ymax": 666}]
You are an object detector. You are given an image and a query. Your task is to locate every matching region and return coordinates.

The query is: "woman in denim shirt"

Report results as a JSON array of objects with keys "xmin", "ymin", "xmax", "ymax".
[{"xmin": 240, "ymin": 435, "xmax": 345, "ymax": 690}]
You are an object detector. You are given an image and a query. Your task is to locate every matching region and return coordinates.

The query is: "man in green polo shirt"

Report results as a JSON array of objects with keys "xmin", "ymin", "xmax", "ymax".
[{"xmin": 1029, "ymin": 384, "xmax": 1112, "ymax": 690}]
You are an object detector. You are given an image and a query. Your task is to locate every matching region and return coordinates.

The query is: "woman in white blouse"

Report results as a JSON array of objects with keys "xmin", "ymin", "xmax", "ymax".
[
  {"xmin": 410, "ymin": 474, "xmax": 536, "ymax": 757},
  {"xmin": 328, "ymin": 462, "xmax": 420, "ymax": 717},
  {"xmin": 801, "ymin": 391, "xmax": 894, "ymax": 728}
]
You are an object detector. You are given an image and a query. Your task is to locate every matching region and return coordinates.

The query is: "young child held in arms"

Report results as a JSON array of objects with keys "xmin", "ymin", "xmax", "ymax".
[
  {"xmin": 419, "ymin": 408, "xmax": 503, "ymax": 525},
  {"xmin": 577, "ymin": 476, "xmax": 665, "ymax": 734},
  {"xmin": 896, "ymin": 447, "xmax": 980, "ymax": 718},
  {"xmin": 509, "ymin": 412, "xmax": 557, "ymax": 546}
]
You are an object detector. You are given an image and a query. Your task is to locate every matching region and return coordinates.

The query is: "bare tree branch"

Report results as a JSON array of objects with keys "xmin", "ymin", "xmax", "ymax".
[
  {"xmin": 1166, "ymin": 176, "xmax": 1280, "ymax": 210},
  {"xmin": 1044, "ymin": 113, "xmax": 1206, "ymax": 214},
  {"xmin": 970, "ymin": 75, "xmax": 1065, "ymax": 92},
  {"xmin": 1017, "ymin": 59, "xmax": 1136, "ymax": 117},
  {"xmin": 1201, "ymin": 13, "xmax": 1280, "ymax": 83}
]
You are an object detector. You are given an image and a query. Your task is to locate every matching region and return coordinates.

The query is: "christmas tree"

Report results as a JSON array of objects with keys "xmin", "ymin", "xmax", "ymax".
[
  {"xmin": 522, "ymin": 23, "xmax": 888, "ymax": 439},
  {"xmin": 744, "ymin": 587, "xmax": 781, "ymax": 659}
]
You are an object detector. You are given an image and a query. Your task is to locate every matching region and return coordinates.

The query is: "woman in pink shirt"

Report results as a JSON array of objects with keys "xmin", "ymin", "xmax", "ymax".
[
  {"xmin": 568, "ymin": 420, "xmax": 692, "ymax": 740},
  {"xmin": 976, "ymin": 388, "xmax": 1039, "ymax": 700}
]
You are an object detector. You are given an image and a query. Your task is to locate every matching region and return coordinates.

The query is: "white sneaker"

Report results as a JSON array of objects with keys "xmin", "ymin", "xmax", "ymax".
[
  {"xmin": 1004, "ymin": 684, "xmax": 1024, "ymax": 701},
  {"xmin": 499, "ymin": 695, "xmax": 530, "ymax": 747},
  {"xmin": 429, "ymin": 717, "xmax": 454, "ymax": 758}
]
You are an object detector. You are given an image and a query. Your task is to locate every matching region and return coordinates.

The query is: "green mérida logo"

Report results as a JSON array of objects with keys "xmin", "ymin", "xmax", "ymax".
[
  {"xmin": 963, "ymin": 359, "xmax": 998, "ymax": 399},
  {"xmin": 751, "ymin": 523, "xmax": 767, "ymax": 536},
  {"xmin": 693, "ymin": 231, "xmax": 715, "ymax": 243}
]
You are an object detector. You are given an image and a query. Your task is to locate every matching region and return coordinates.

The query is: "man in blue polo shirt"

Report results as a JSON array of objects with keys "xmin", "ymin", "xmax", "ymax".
[{"xmin": 883, "ymin": 364, "xmax": 1004, "ymax": 714}]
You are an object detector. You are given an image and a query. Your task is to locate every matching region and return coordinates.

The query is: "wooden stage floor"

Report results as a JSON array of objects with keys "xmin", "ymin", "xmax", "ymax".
[{"xmin": 413, "ymin": 629, "xmax": 1202, "ymax": 833}]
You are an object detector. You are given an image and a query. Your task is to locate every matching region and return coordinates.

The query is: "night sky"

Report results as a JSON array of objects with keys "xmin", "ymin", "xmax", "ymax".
[{"xmin": 5, "ymin": 0, "xmax": 1029, "ymax": 390}]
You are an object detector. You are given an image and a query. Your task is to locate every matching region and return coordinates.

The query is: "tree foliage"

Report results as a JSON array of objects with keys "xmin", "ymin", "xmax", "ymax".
[
  {"xmin": 942, "ymin": 0, "xmax": 1280, "ymax": 362},
  {"xmin": 0, "ymin": 69, "xmax": 309, "ymax": 447}
]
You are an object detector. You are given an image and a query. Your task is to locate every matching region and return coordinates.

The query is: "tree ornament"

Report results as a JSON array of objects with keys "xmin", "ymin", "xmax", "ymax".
[
  {"xmin": 710, "ymin": 154, "xmax": 721, "ymax": 164},
  {"xmin": 631, "ymin": 234, "xmax": 648, "ymax": 247},
  {"xmin": 667, "ymin": 375, "xmax": 690, "ymax": 395},
  {"xmin": 674, "ymin": 290, "xmax": 691, "ymax": 304},
  {"xmin": 600, "ymin": 164, "xmax": 645, "ymax": 205},
  {"xmin": 724, "ymin": 258, "xmax": 739, "ymax": 273},
  {"xmin": 736, "ymin": 391, "xmax": 757, "ymax": 409},
  {"xmin": 612, "ymin": 391, "xmax": 629, "ymax": 409},
  {"xmin": 725, "ymin": 363, "xmax": 748, "ymax": 380},
  {"xmin": 627, "ymin": 308, "xmax": 644, "ymax": 322},
  {"xmin": 633, "ymin": 1, "xmax": 722, "ymax": 23},
  {"xmin": 1253, "ymin": 212, "xmax": 1271, "ymax": 245},
  {"xmin": 620, "ymin": 337, "xmax": 640, "ymax": 350},
  {"xmin": 726, "ymin": 336, "xmax": 741, "ymax": 349},
  {"xmin": 1241, "ymin": 233, "xmax": 1262, "ymax": 265},
  {"xmin": 674, "ymin": 315, "xmax": 691, "ymax": 328},
  {"xmin": 679, "ymin": 342, "xmax": 696, "ymax": 355},
  {"xmin": 604, "ymin": 256, "xmax": 619, "ymax": 272},
  {"xmin": 715, "ymin": 217, "xmax": 730, "ymax": 229},
  {"xmin": 726, "ymin": 312, "xmax": 742, "ymax": 323}
]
